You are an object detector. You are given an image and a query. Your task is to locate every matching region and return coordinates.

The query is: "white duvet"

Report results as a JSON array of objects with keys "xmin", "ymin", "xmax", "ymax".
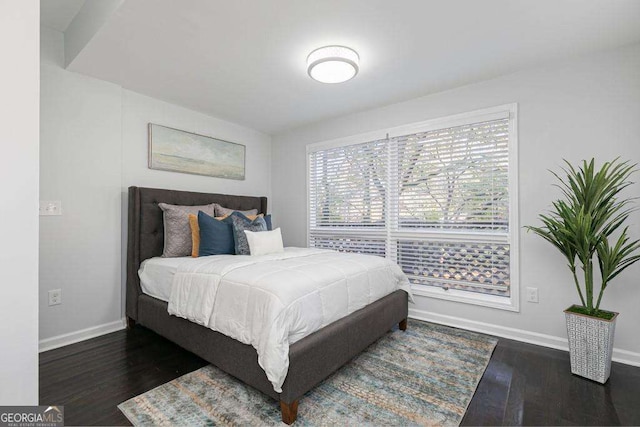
[{"xmin": 167, "ymin": 247, "xmax": 412, "ymax": 392}]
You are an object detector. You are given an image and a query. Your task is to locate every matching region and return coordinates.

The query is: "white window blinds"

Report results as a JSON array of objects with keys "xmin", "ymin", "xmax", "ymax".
[
  {"xmin": 391, "ymin": 119, "xmax": 509, "ymax": 232},
  {"xmin": 308, "ymin": 139, "xmax": 387, "ymax": 256},
  {"xmin": 308, "ymin": 107, "xmax": 516, "ymax": 301}
]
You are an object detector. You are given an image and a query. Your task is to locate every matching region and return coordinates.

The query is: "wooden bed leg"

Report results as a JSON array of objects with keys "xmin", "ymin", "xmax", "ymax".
[
  {"xmin": 399, "ymin": 318, "xmax": 408, "ymax": 331},
  {"xmin": 280, "ymin": 400, "xmax": 299, "ymax": 425},
  {"xmin": 126, "ymin": 317, "xmax": 136, "ymax": 329}
]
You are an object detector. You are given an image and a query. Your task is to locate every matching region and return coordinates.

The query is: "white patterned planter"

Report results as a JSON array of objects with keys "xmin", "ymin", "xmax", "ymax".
[{"xmin": 564, "ymin": 305, "xmax": 618, "ymax": 384}]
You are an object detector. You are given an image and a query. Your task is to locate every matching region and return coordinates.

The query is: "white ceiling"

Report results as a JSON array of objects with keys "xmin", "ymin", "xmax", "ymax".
[
  {"xmin": 47, "ymin": 0, "xmax": 640, "ymax": 134},
  {"xmin": 40, "ymin": 0, "xmax": 85, "ymax": 32}
]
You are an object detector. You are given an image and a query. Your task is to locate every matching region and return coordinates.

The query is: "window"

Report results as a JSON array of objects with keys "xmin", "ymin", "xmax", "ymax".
[
  {"xmin": 307, "ymin": 105, "xmax": 518, "ymax": 310},
  {"xmin": 308, "ymin": 138, "xmax": 387, "ymax": 256}
]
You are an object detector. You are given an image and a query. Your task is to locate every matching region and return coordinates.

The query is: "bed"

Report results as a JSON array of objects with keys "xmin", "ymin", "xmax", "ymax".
[{"xmin": 126, "ymin": 186, "xmax": 409, "ymax": 424}]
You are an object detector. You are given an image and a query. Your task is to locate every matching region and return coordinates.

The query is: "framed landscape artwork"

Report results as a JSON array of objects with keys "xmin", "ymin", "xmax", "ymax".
[{"xmin": 148, "ymin": 123, "xmax": 246, "ymax": 180}]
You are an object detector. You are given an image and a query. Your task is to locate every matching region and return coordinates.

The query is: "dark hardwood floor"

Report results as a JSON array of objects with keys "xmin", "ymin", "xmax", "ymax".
[{"xmin": 40, "ymin": 324, "xmax": 640, "ymax": 426}]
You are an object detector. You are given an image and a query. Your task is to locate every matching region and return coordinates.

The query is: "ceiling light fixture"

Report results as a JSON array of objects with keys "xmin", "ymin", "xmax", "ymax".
[{"xmin": 307, "ymin": 45, "xmax": 359, "ymax": 84}]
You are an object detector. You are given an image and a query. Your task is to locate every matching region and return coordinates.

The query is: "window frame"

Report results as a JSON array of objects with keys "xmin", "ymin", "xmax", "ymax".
[{"xmin": 306, "ymin": 104, "xmax": 519, "ymax": 312}]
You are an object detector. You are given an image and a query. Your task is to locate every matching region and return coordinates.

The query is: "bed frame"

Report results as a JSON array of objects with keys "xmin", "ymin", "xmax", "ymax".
[{"xmin": 126, "ymin": 186, "xmax": 408, "ymax": 424}]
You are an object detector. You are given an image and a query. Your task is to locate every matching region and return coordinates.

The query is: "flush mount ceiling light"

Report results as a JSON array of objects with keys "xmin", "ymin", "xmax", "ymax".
[{"xmin": 307, "ymin": 45, "xmax": 359, "ymax": 84}]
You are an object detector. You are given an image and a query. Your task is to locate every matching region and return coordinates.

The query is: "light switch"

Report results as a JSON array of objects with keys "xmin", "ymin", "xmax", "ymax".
[{"xmin": 40, "ymin": 200, "xmax": 62, "ymax": 216}]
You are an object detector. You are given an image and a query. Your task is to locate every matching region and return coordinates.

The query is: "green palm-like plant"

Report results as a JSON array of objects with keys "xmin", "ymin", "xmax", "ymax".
[{"xmin": 526, "ymin": 158, "xmax": 640, "ymax": 318}]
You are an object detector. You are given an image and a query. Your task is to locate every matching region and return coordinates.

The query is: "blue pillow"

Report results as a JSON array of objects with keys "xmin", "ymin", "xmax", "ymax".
[
  {"xmin": 264, "ymin": 214, "xmax": 272, "ymax": 231},
  {"xmin": 197, "ymin": 211, "xmax": 235, "ymax": 256}
]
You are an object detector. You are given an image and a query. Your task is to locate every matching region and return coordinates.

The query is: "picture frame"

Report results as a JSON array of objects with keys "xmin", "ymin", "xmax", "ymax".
[{"xmin": 148, "ymin": 123, "xmax": 246, "ymax": 180}]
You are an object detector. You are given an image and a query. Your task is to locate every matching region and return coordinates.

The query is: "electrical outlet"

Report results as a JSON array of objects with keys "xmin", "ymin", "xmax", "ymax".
[
  {"xmin": 40, "ymin": 201, "xmax": 62, "ymax": 216},
  {"xmin": 48, "ymin": 289, "xmax": 62, "ymax": 306},
  {"xmin": 526, "ymin": 287, "xmax": 539, "ymax": 303}
]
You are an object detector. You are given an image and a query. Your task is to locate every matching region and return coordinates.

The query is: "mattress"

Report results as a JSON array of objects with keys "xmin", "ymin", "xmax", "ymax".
[
  {"xmin": 139, "ymin": 254, "xmax": 239, "ymax": 301},
  {"xmin": 138, "ymin": 256, "xmax": 191, "ymax": 302}
]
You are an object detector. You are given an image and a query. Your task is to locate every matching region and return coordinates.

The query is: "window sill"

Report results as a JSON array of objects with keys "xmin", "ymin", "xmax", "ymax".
[{"xmin": 410, "ymin": 284, "xmax": 519, "ymax": 312}]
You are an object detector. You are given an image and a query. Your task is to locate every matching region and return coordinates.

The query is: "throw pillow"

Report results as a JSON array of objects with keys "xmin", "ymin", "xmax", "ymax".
[
  {"xmin": 188, "ymin": 214, "xmax": 200, "ymax": 257},
  {"xmin": 197, "ymin": 211, "xmax": 236, "ymax": 256},
  {"xmin": 244, "ymin": 228, "xmax": 284, "ymax": 256},
  {"xmin": 215, "ymin": 213, "xmax": 262, "ymax": 221},
  {"xmin": 213, "ymin": 211, "xmax": 271, "ymax": 231},
  {"xmin": 215, "ymin": 205, "xmax": 258, "ymax": 217},
  {"xmin": 158, "ymin": 202, "xmax": 216, "ymax": 257},
  {"xmin": 231, "ymin": 214, "xmax": 267, "ymax": 255}
]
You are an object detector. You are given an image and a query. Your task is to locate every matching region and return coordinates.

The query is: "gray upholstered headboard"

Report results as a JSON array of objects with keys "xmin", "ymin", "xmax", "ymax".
[{"xmin": 126, "ymin": 186, "xmax": 268, "ymax": 321}]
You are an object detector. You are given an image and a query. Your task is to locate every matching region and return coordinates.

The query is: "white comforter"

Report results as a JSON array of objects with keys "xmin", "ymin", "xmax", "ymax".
[{"xmin": 167, "ymin": 247, "xmax": 412, "ymax": 392}]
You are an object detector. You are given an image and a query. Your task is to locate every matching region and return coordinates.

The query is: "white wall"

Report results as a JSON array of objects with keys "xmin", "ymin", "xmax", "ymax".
[
  {"xmin": 40, "ymin": 26, "xmax": 123, "ymax": 341},
  {"xmin": 39, "ymin": 27, "xmax": 272, "ymax": 345},
  {"xmin": 121, "ymin": 90, "xmax": 271, "ymax": 197},
  {"xmin": 0, "ymin": 0, "xmax": 39, "ymax": 404},
  {"xmin": 271, "ymin": 44, "xmax": 640, "ymax": 359}
]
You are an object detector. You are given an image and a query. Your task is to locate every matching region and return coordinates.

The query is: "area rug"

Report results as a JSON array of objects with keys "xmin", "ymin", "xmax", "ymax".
[{"xmin": 118, "ymin": 320, "xmax": 497, "ymax": 426}]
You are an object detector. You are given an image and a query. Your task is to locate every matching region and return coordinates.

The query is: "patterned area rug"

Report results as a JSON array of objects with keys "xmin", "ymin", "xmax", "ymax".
[{"xmin": 119, "ymin": 320, "xmax": 497, "ymax": 426}]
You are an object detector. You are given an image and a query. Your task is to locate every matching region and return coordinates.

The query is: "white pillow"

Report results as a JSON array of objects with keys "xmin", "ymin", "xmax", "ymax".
[{"xmin": 244, "ymin": 228, "xmax": 284, "ymax": 256}]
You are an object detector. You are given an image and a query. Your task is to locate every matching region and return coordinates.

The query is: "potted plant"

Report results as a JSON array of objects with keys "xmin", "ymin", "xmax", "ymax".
[{"xmin": 526, "ymin": 158, "xmax": 640, "ymax": 383}]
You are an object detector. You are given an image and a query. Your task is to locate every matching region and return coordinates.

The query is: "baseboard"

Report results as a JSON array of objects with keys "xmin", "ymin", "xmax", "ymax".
[
  {"xmin": 409, "ymin": 308, "xmax": 640, "ymax": 368},
  {"xmin": 39, "ymin": 318, "xmax": 127, "ymax": 353}
]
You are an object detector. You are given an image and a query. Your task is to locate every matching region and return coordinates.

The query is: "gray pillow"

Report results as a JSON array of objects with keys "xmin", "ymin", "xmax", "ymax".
[
  {"xmin": 231, "ymin": 214, "xmax": 267, "ymax": 255},
  {"xmin": 215, "ymin": 205, "xmax": 258, "ymax": 217},
  {"xmin": 159, "ymin": 202, "xmax": 217, "ymax": 257}
]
